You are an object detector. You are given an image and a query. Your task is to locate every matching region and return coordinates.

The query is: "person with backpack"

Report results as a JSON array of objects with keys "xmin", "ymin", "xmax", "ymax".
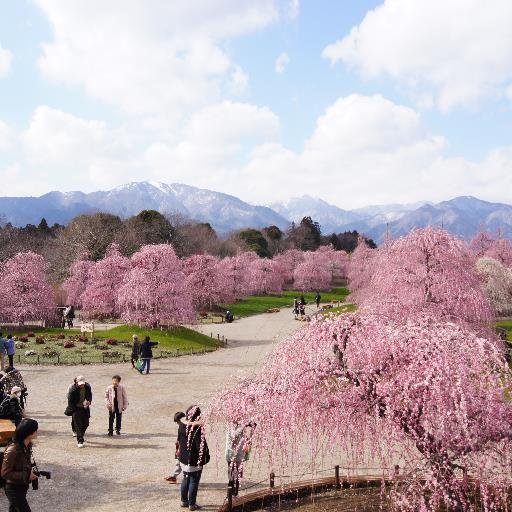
[
  {"xmin": 104, "ymin": 375, "xmax": 128, "ymax": 436},
  {"xmin": 130, "ymin": 335, "xmax": 140, "ymax": 369},
  {"xmin": 178, "ymin": 405, "xmax": 210, "ymax": 511},
  {"xmin": 67, "ymin": 376, "xmax": 92, "ymax": 448},
  {"xmin": 1, "ymin": 418, "xmax": 39, "ymax": 512},
  {"xmin": 138, "ymin": 336, "xmax": 158, "ymax": 375}
]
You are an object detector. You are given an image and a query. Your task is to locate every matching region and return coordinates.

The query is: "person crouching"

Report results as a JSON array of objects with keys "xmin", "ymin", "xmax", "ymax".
[{"xmin": 67, "ymin": 376, "xmax": 92, "ymax": 448}]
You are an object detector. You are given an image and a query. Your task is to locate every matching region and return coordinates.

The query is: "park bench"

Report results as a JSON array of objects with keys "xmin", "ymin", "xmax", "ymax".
[{"xmin": 0, "ymin": 418, "xmax": 16, "ymax": 446}]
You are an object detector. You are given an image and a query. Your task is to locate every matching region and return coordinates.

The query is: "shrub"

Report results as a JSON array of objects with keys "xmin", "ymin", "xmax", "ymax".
[
  {"xmin": 78, "ymin": 335, "xmax": 88, "ymax": 342},
  {"xmin": 63, "ymin": 341, "xmax": 75, "ymax": 348},
  {"xmin": 57, "ymin": 334, "xmax": 66, "ymax": 340},
  {"xmin": 41, "ymin": 350, "xmax": 59, "ymax": 358},
  {"xmin": 35, "ymin": 336, "xmax": 45, "ymax": 344},
  {"xmin": 18, "ymin": 336, "xmax": 28, "ymax": 343},
  {"xmin": 15, "ymin": 341, "xmax": 26, "ymax": 349},
  {"xmin": 26, "ymin": 331, "xmax": 35, "ymax": 337},
  {"xmin": 104, "ymin": 351, "xmax": 122, "ymax": 358},
  {"xmin": 106, "ymin": 338, "xmax": 118, "ymax": 346}
]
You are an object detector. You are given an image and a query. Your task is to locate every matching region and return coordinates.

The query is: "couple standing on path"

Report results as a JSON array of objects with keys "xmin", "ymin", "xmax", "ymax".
[
  {"xmin": 66, "ymin": 374, "xmax": 128, "ymax": 446},
  {"xmin": 130, "ymin": 335, "xmax": 158, "ymax": 374}
]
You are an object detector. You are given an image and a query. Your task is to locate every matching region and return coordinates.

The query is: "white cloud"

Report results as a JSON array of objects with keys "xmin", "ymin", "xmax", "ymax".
[
  {"xmin": 228, "ymin": 66, "xmax": 249, "ymax": 96},
  {"xmin": 275, "ymin": 52, "xmax": 290, "ymax": 74},
  {"xmin": 34, "ymin": 1, "xmax": 279, "ymax": 118},
  {"xmin": 0, "ymin": 43, "xmax": 13, "ymax": 77},
  {"xmin": 0, "ymin": 120, "xmax": 13, "ymax": 151},
  {"xmin": 323, "ymin": 0, "xmax": 512, "ymax": 111},
  {"xmin": 288, "ymin": 0, "xmax": 300, "ymax": 19}
]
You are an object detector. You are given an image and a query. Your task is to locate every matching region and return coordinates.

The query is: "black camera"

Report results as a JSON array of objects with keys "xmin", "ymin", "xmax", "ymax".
[{"xmin": 31, "ymin": 469, "xmax": 51, "ymax": 490}]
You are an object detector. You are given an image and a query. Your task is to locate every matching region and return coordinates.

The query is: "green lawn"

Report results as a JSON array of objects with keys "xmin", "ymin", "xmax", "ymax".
[
  {"xmin": 497, "ymin": 320, "xmax": 512, "ymax": 342},
  {"xmin": 2, "ymin": 325, "xmax": 218, "ymax": 365},
  {"xmin": 220, "ymin": 288, "xmax": 350, "ymax": 317},
  {"xmin": 320, "ymin": 304, "xmax": 358, "ymax": 316}
]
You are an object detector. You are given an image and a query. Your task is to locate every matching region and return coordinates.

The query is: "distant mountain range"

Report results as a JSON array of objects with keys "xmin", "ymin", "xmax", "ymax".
[{"xmin": 1, "ymin": 181, "xmax": 511, "ymax": 242}]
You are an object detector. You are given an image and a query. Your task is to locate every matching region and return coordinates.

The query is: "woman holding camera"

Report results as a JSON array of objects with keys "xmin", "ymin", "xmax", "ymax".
[{"xmin": 1, "ymin": 418, "xmax": 39, "ymax": 511}]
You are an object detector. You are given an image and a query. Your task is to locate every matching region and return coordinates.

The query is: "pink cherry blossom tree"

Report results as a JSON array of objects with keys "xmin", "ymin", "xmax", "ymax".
[
  {"xmin": 0, "ymin": 252, "xmax": 57, "ymax": 324},
  {"xmin": 208, "ymin": 312, "xmax": 512, "ymax": 511},
  {"xmin": 117, "ymin": 244, "xmax": 194, "ymax": 327},
  {"xmin": 183, "ymin": 254, "xmax": 222, "ymax": 311},
  {"xmin": 485, "ymin": 237, "xmax": 512, "ymax": 267},
  {"xmin": 214, "ymin": 252, "xmax": 256, "ymax": 303},
  {"xmin": 293, "ymin": 259, "xmax": 332, "ymax": 291},
  {"xmin": 359, "ymin": 227, "xmax": 494, "ymax": 327},
  {"xmin": 476, "ymin": 256, "xmax": 512, "ymax": 316},
  {"xmin": 468, "ymin": 231, "xmax": 495, "ymax": 258},
  {"xmin": 80, "ymin": 243, "xmax": 131, "ymax": 319},
  {"xmin": 248, "ymin": 258, "xmax": 285, "ymax": 294},
  {"xmin": 63, "ymin": 259, "xmax": 94, "ymax": 308}
]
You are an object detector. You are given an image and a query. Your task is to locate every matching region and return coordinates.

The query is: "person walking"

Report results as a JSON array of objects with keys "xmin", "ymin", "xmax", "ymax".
[
  {"xmin": 66, "ymin": 377, "xmax": 78, "ymax": 437},
  {"xmin": 105, "ymin": 374, "xmax": 128, "ymax": 436},
  {"xmin": 130, "ymin": 335, "xmax": 140, "ymax": 369},
  {"xmin": 5, "ymin": 335, "xmax": 15, "ymax": 368},
  {"xmin": 1, "ymin": 418, "xmax": 39, "ymax": 512},
  {"xmin": 315, "ymin": 292, "xmax": 321, "ymax": 309},
  {"xmin": 65, "ymin": 305, "xmax": 75, "ymax": 328},
  {"xmin": 0, "ymin": 332, "xmax": 6, "ymax": 371},
  {"xmin": 138, "ymin": 336, "xmax": 158, "ymax": 375},
  {"xmin": 178, "ymin": 406, "xmax": 210, "ymax": 511},
  {"xmin": 67, "ymin": 376, "xmax": 92, "ymax": 448}
]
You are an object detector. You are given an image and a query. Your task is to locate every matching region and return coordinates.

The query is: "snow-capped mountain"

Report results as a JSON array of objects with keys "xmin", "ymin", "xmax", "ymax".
[
  {"xmin": 1, "ymin": 183, "xmax": 511, "ymax": 242},
  {"xmin": 0, "ymin": 181, "xmax": 289, "ymax": 234}
]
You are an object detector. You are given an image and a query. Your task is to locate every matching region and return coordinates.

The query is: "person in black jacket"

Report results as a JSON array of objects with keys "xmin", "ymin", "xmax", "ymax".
[
  {"xmin": 178, "ymin": 405, "xmax": 209, "ymax": 511},
  {"xmin": 138, "ymin": 336, "xmax": 158, "ymax": 375},
  {"xmin": 67, "ymin": 376, "xmax": 92, "ymax": 448}
]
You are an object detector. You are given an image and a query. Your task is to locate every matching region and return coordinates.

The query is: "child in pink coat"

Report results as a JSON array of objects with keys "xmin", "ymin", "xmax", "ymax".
[{"xmin": 105, "ymin": 375, "xmax": 128, "ymax": 436}]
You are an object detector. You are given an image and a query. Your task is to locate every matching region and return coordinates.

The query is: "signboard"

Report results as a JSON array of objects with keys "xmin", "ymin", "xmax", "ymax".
[{"xmin": 81, "ymin": 323, "xmax": 94, "ymax": 333}]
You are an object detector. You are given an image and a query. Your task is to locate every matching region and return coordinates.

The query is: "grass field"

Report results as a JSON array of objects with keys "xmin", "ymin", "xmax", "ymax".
[
  {"xmin": 497, "ymin": 320, "xmax": 512, "ymax": 341},
  {"xmin": 2, "ymin": 325, "xmax": 218, "ymax": 365},
  {"xmin": 220, "ymin": 288, "xmax": 350, "ymax": 317}
]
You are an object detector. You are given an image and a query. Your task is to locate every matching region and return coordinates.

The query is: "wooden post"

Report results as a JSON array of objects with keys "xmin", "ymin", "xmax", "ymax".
[
  {"xmin": 269, "ymin": 471, "xmax": 275, "ymax": 488},
  {"xmin": 226, "ymin": 486, "xmax": 233, "ymax": 512},
  {"xmin": 334, "ymin": 465, "xmax": 341, "ymax": 489}
]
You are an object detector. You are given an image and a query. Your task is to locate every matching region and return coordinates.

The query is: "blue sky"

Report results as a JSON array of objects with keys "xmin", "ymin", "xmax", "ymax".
[{"xmin": 1, "ymin": 0, "xmax": 512, "ymax": 208}]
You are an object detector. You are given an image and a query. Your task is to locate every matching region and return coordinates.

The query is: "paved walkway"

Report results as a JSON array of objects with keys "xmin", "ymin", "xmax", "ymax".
[{"xmin": 0, "ymin": 304, "xmax": 320, "ymax": 512}]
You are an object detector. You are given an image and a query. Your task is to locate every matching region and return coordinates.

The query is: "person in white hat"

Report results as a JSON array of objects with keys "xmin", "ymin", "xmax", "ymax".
[{"xmin": 66, "ymin": 376, "xmax": 92, "ymax": 448}]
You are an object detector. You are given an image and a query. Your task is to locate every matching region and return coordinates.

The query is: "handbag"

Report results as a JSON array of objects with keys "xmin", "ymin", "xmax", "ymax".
[
  {"xmin": 64, "ymin": 405, "xmax": 74, "ymax": 416},
  {"xmin": 135, "ymin": 357, "xmax": 144, "ymax": 371}
]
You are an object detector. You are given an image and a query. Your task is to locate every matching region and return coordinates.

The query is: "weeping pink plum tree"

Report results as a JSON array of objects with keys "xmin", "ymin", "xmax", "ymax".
[
  {"xmin": 293, "ymin": 259, "xmax": 332, "ymax": 291},
  {"xmin": 476, "ymin": 257, "xmax": 512, "ymax": 316},
  {"xmin": 208, "ymin": 313, "xmax": 512, "ymax": 511},
  {"xmin": 81, "ymin": 243, "xmax": 131, "ymax": 319},
  {"xmin": 347, "ymin": 238, "xmax": 376, "ymax": 302},
  {"xmin": 118, "ymin": 244, "xmax": 194, "ymax": 327},
  {"xmin": 0, "ymin": 252, "xmax": 56, "ymax": 324},
  {"xmin": 214, "ymin": 252, "xmax": 256, "ymax": 303},
  {"xmin": 485, "ymin": 237, "xmax": 512, "ymax": 267},
  {"xmin": 63, "ymin": 259, "xmax": 94, "ymax": 308},
  {"xmin": 248, "ymin": 258, "xmax": 285, "ymax": 294},
  {"xmin": 183, "ymin": 254, "xmax": 222, "ymax": 311},
  {"xmin": 273, "ymin": 249, "xmax": 305, "ymax": 284},
  {"xmin": 468, "ymin": 231, "xmax": 495, "ymax": 258},
  {"xmin": 360, "ymin": 227, "xmax": 494, "ymax": 327}
]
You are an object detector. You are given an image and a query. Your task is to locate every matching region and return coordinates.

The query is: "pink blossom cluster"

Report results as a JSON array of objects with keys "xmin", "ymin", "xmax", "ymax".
[
  {"xmin": 208, "ymin": 228, "xmax": 512, "ymax": 511},
  {"xmin": 0, "ymin": 251, "xmax": 57, "ymax": 324},
  {"xmin": 64, "ymin": 244, "xmax": 348, "ymax": 324}
]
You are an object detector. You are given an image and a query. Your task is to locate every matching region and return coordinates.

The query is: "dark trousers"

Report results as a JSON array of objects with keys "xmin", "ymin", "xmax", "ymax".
[
  {"xmin": 130, "ymin": 355, "xmax": 137, "ymax": 368},
  {"xmin": 108, "ymin": 408, "xmax": 122, "ymax": 433},
  {"xmin": 181, "ymin": 470, "xmax": 202, "ymax": 506},
  {"xmin": 4, "ymin": 483, "xmax": 31, "ymax": 512},
  {"xmin": 8, "ymin": 354, "xmax": 14, "ymax": 367},
  {"xmin": 228, "ymin": 462, "xmax": 242, "ymax": 496},
  {"xmin": 73, "ymin": 408, "xmax": 89, "ymax": 443},
  {"xmin": 71, "ymin": 417, "xmax": 75, "ymax": 433},
  {"xmin": 139, "ymin": 358, "xmax": 151, "ymax": 374}
]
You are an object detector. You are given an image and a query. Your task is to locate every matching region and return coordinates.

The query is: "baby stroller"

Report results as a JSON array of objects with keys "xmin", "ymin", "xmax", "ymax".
[{"xmin": 0, "ymin": 368, "xmax": 28, "ymax": 409}]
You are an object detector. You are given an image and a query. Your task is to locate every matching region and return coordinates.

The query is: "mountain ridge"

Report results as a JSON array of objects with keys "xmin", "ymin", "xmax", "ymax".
[{"xmin": 1, "ymin": 182, "xmax": 511, "ymax": 241}]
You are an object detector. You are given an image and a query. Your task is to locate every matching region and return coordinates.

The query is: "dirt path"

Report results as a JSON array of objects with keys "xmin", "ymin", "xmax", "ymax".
[{"xmin": 0, "ymin": 304, "xmax": 320, "ymax": 512}]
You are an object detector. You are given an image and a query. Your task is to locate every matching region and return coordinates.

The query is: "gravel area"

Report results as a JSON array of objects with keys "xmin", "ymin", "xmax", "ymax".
[{"xmin": 0, "ymin": 305, "xmax": 317, "ymax": 512}]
